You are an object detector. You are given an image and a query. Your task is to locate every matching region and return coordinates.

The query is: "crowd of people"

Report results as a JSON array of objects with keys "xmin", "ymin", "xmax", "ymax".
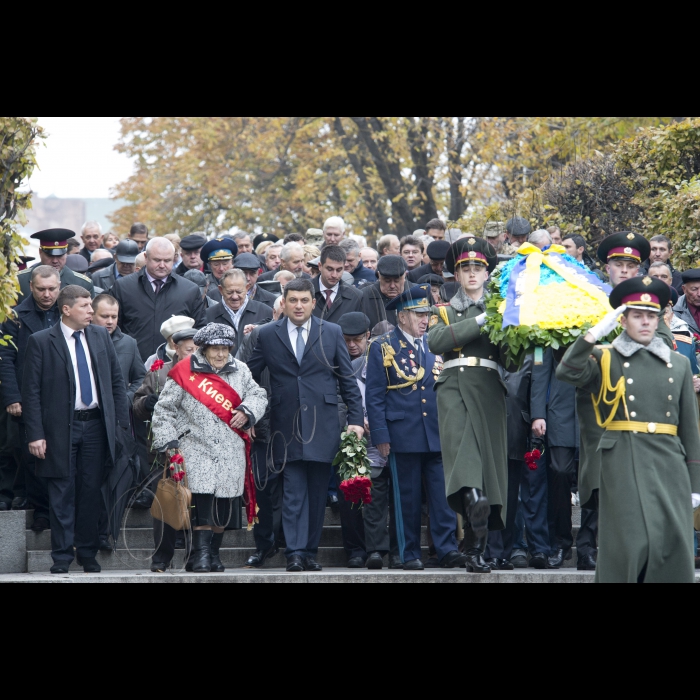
[{"xmin": 0, "ymin": 214, "xmax": 698, "ymax": 580}]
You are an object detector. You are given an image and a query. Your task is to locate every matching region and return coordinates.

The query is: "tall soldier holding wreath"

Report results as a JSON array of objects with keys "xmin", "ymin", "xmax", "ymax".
[
  {"xmin": 428, "ymin": 237, "xmax": 511, "ymax": 574},
  {"xmin": 151, "ymin": 324, "xmax": 268, "ymax": 573}
]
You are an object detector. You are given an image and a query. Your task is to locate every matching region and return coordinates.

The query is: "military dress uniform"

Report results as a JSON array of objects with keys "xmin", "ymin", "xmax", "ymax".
[
  {"xmin": 365, "ymin": 286, "xmax": 464, "ymax": 570},
  {"xmin": 201, "ymin": 238, "xmax": 239, "ymax": 304},
  {"xmin": 16, "ymin": 229, "xmax": 95, "ymax": 305},
  {"xmin": 557, "ymin": 278, "xmax": 700, "ymax": 583},
  {"xmin": 428, "ymin": 237, "xmax": 512, "ymax": 572}
]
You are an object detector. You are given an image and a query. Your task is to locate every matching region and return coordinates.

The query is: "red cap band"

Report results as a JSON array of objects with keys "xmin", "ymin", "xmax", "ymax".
[
  {"xmin": 622, "ymin": 292, "xmax": 660, "ymax": 309},
  {"xmin": 456, "ymin": 251, "xmax": 487, "ymax": 266},
  {"xmin": 608, "ymin": 246, "xmax": 641, "ymax": 262}
]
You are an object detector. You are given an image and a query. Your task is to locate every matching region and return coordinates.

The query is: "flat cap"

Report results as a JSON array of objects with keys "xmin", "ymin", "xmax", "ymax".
[
  {"xmin": 180, "ymin": 234, "xmax": 207, "ymax": 251},
  {"xmin": 682, "ymin": 269, "xmax": 700, "ymax": 284},
  {"xmin": 115, "ymin": 239, "xmax": 139, "ymax": 264},
  {"xmin": 418, "ymin": 274, "xmax": 445, "ymax": 286},
  {"xmin": 234, "ymin": 253, "xmax": 263, "ymax": 271},
  {"xmin": 66, "ymin": 255, "xmax": 89, "ymax": 273},
  {"xmin": 427, "ymin": 240, "xmax": 451, "ymax": 261},
  {"xmin": 506, "ymin": 217, "xmax": 532, "ymax": 237},
  {"xmin": 377, "ymin": 255, "xmax": 407, "ymax": 278},
  {"xmin": 338, "ymin": 312, "xmax": 371, "ymax": 336},
  {"xmin": 172, "ymin": 328, "xmax": 198, "ymax": 344},
  {"xmin": 194, "ymin": 323, "xmax": 236, "ymax": 348},
  {"xmin": 184, "ymin": 270, "xmax": 207, "ymax": 288},
  {"xmin": 201, "ymin": 238, "xmax": 238, "ymax": 262},
  {"xmin": 253, "ymin": 233, "xmax": 279, "ymax": 250},
  {"xmin": 160, "ymin": 315, "xmax": 195, "ymax": 341}
]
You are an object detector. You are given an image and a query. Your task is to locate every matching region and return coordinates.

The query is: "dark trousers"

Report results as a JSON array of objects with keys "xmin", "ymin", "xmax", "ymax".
[
  {"xmin": 47, "ymin": 418, "xmax": 107, "ymax": 564},
  {"xmin": 153, "ymin": 520, "xmax": 182, "ymax": 567},
  {"xmin": 548, "ymin": 446, "xmax": 576, "ymax": 554},
  {"xmin": 490, "ymin": 459, "xmax": 549, "ymax": 560},
  {"xmin": 252, "ymin": 443, "xmax": 284, "ymax": 553},
  {"xmin": 18, "ymin": 423, "xmax": 50, "ymax": 521},
  {"xmin": 577, "ymin": 491, "xmax": 599, "ymax": 558},
  {"xmin": 394, "ymin": 452, "xmax": 457, "ymax": 563},
  {"xmin": 282, "ymin": 460, "xmax": 331, "ymax": 559},
  {"xmin": 363, "ymin": 467, "xmax": 399, "ymax": 558},
  {"xmin": 0, "ymin": 452, "xmax": 19, "ymax": 505},
  {"xmin": 335, "ymin": 465, "xmax": 367, "ymax": 562}
]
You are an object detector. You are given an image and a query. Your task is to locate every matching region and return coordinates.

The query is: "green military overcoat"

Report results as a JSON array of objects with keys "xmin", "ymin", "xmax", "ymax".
[
  {"xmin": 574, "ymin": 322, "xmax": 675, "ymax": 511},
  {"xmin": 557, "ymin": 332, "xmax": 700, "ymax": 583},
  {"xmin": 16, "ymin": 265, "xmax": 95, "ymax": 305},
  {"xmin": 428, "ymin": 300, "xmax": 509, "ymax": 531}
]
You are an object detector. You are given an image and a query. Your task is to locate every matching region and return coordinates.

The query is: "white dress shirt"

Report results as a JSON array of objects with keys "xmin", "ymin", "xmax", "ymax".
[
  {"xmin": 319, "ymin": 279, "xmax": 340, "ymax": 306},
  {"xmin": 61, "ymin": 323, "xmax": 99, "ymax": 410},
  {"xmin": 287, "ymin": 317, "xmax": 312, "ymax": 349},
  {"xmin": 223, "ymin": 298, "xmax": 249, "ymax": 332},
  {"xmin": 145, "ymin": 271, "xmax": 170, "ymax": 294}
]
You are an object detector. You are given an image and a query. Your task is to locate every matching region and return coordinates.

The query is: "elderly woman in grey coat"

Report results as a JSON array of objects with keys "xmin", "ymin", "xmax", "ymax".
[{"xmin": 152, "ymin": 323, "xmax": 268, "ymax": 573}]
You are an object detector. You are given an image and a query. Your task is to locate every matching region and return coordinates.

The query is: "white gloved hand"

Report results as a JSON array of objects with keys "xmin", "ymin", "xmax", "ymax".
[
  {"xmin": 692, "ymin": 494, "xmax": 700, "ymax": 510},
  {"xmin": 588, "ymin": 306, "xmax": 627, "ymax": 342},
  {"xmin": 475, "ymin": 313, "xmax": 487, "ymax": 327}
]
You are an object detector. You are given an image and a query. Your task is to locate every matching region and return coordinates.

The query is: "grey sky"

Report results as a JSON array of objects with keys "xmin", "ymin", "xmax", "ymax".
[{"xmin": 27, "ymin": 117, "xmax": 133, "ymax": 199}]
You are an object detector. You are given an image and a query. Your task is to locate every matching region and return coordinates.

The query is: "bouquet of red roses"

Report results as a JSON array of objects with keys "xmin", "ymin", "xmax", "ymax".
[
  {"xmin": 169, "ymin": 452, "xmax": 186, "ymax": 483},
  {"xmin": 333, "ymin": 431, "xmax": 372, "ymax": 508}
]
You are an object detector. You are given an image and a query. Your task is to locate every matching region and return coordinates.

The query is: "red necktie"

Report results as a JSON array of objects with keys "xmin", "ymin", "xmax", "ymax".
[{"xmin": 325, "ymin": 290, "xmax": 333, "ymax": 310}]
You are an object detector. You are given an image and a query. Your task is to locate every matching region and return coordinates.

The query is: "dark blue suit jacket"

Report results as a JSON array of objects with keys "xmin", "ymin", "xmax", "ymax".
[
  {"xmin": 366, "ymin": 327, "xmax": 442, "ymax": 454},
  {"xmin": 246, "ymin": 316, "xmax": 363, "ymax": 466}
]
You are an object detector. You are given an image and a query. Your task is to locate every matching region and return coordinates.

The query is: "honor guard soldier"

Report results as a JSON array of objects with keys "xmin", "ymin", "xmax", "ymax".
[
  {"xmin": 428, "ymin": 237, "xmax": 511, "ymax": 574},
  {"xmin": 557, "ymin": 277, "xmax": 700, "ymax": 583},
  {"xmin": 365, "ymin": 285, "xmax": 466, "ymax": 571},
  {"xmin": 201, "ymin": 238, "xmax": 239, "ymax": 304},
  {"xmin": 16, "ymin": 229, "xmax": 95, "ymax": 304}
]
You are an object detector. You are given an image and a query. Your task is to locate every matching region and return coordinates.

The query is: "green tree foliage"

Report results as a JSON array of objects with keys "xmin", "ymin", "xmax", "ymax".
[{"xmin": 0, "ymin": 118, "xmax": 44, "ymax": 321}]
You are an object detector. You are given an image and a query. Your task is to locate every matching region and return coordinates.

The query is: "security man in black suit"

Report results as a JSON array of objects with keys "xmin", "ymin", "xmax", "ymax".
[
  {"xmin": 205, "ymin": 268, "xmax": 273, "ymax": 356},
  {"xmin": 174, "ymin": 234, "xmax": 207, "ymax": 277},
  {"xmin": 312, "ymin": 246, "xmax": 364, "ymax": 325},
  {"xmin": 0, "ymin": 265, "xmax": 61, "ymax": 532},
  {"xmin": 22, "ymin": 285, "xmax": 130, "ymax": 574},
  {"xmin": 16, "ymin": 229, "xmax": 95, "ymax": 304}
]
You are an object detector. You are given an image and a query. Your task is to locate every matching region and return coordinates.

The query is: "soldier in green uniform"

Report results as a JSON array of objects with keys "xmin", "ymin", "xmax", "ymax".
[
  {"xmin": 428, "ymin": 237, "xmax": 511, "ymax": 574},
  {"xmin": 557, "ymin": 277, "xmax": 700, "ymax": 583},
  {"xmin": 16, "ymin": 229, "xmax": 95, "ymax": 304}
]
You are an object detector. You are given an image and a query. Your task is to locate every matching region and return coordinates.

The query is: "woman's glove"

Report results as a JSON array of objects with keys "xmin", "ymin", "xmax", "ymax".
[
  {"xmin": 692, "ymin": 494, "xmax": 700, "ymax": 510},
  {"xmin": 145, "ymin": 394, "xmax": 159, "ymax": 411},
  {"xmin": 588, "ymin": 306, "xmax": 627, "ymax": 342}
]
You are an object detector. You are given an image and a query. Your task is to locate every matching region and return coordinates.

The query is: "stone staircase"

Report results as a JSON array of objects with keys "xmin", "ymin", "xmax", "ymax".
[{"xmin": 24, "ymin": 507, "xmax": 586, "ymax": 574}]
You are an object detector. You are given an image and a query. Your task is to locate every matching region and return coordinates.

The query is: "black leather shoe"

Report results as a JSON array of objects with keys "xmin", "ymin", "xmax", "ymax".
[
  {"xmin": 31, "ymin": 518, "xmax": 50, "ymax": 533},
  {"xmin": 547, "ymin": 548, "xmax": 572, "ymax": 569},
  {"xmin": 496, "ymin": 559, "xmax": 515, "ymax": 571},
  {"xmin": 99, "ymin": 537, "xmax": 113, "ymax": 553},
  {"xmin": 151, "ymin": 562, "xmax": 169, "ymax": 573},
  {"xmin": 529, "ymin": 553, "xmax": 547, "ymax": 570},
  {"xmin": 11, "ymin": 497, "xmax": 29, "ymax": 510},
  {"xmin": 389, "ymin": 555, "xmax": 403, "ymax": 570},
  {"xmin": 245, "ymin": 547, "xmax": 278, "ymax": 569},
  {"xmin": 131, "ymin": 491, "xmax": 153, "ymax": 510},
  {"xmin": 577, "ymin": 552, "xmax": 597, "ymax": 571},
  {"xmin": 175, "ymin": 532, "xmax": 186, "ymax": 550},
  {"xmin": 347, "ymin": 557, "xmax": 365, "ymax": 569},
  {"xmin": 463, "ymin": 488, "xmax": 490, "ymax": 539},
  {"xmin": 328, "ymin": 494, "xmax": 340, "ymax": 515},
  {"xmin": 0, "ymin": 502, "xmax": 9, "ymax": 511},
  {"xmin": 303, "ymin": 557, "xmax": 323, "ymax": 572},
  {"xmin": 511, "ymin": 554, "xmax": 528, "ymax": 569},
  {"xmin": 81, "ymin": 558, "xmax": 102, "ymax": 574},
  {"xmin": 210, "ymin": 533, "xmax": 226, "ymax": 573},
  {"xmin": 403, "ymin": 559, "xmax": 424, "ymax": 571},
  {"xmin": 50, "ymin": 562, "xmax": 71, "ymax": 574},
  {"xmin": 191, "ymin": 530, "xmax": 213, "ymax": 573},
  {"xmin": 287, "ymin": 556, "xmax": 305, "ymax": 572},
  {"xmin": 441, "ymin": 551, "xmax": 469, "ymax": 569},
  {"xmin": 367, "ymin": 553, "xmax": 384, "ymax": 570},
  {"xmin": 464, "ymin": 551, "xmax": 491, "ymax": 574}
]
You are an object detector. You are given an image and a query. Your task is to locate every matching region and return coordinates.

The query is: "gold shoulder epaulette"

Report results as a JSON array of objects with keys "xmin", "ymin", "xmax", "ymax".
[{"xmin": 73, "ymin": 272, "xmax": 93, "ymax": 283}]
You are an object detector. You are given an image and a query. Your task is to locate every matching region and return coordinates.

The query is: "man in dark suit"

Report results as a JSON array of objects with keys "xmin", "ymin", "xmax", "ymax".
[
  {"xmin": 110, "ymin": 237, "xmax": 206, "ymax": 360},
  {"xmin": 312, "ymin": 246, "xmax": 364, "ymax": 325},
  {"xmin": 407, "ymin": 240, "xmax": 450, "ymax": 284},
  {"xmin": 0, "ymin": 266, "xmax": 61, "ymax": 531},
  {"xmin": 174, "ymin": 234, "xmax": 207, "ymax": 277},
  {"xmin": 247, "ymin": 279, "xmax": 364, "ymax": 573},
  {"xmin": 22, "ymin": 285, "xmax": 130, "ymax": 574},
  {"xmin": 16, "ymin": 229, "xmax": 95, "ymax": 304},
  {"xmin": 361, "ymin": 256, "xmax": 410, "ymax": 331},
  {"xmin": 205, "ymin": 269, "xmax": 273, "ymax": 356},
  {"xmin": 257, "ymin": 243, "xmax": 310, "ymax": 283},
  {"xmin": 234, "ymin": 253, "xmax": 279, "ymax": 309}
]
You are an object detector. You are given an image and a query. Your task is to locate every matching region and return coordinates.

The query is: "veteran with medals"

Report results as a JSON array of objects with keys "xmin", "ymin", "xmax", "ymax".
[
  {"xmin": 428, "ymin": 238, "xmax": 511, "ymax": 574},
  {"xmin": 151, "ymin": 323, "xmax": 268, "ymax": 573},
  {"xmin": 365, "ymin": 285, "xmax": 465, "ymax": 571},
  {"xmin": 557, "ymin": 277, "xmax": 700, "ymax": 583}
]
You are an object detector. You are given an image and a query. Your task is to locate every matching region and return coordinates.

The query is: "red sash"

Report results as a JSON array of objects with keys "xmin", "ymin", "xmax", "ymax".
[{"xmin": 169, "ymin": 359, "xmax": 257, "ymax": 529}]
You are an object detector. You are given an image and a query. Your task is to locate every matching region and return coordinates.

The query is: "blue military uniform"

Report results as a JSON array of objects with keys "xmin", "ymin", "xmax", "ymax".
[{"xmin": 365, "ymin": 286, "xmax": 463, "ymax": 569}]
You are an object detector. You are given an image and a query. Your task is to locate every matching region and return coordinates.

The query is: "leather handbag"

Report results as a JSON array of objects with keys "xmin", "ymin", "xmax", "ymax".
[{"xmin": 150, "ymin": 464, "xmax": 192, "ymax": 532}]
